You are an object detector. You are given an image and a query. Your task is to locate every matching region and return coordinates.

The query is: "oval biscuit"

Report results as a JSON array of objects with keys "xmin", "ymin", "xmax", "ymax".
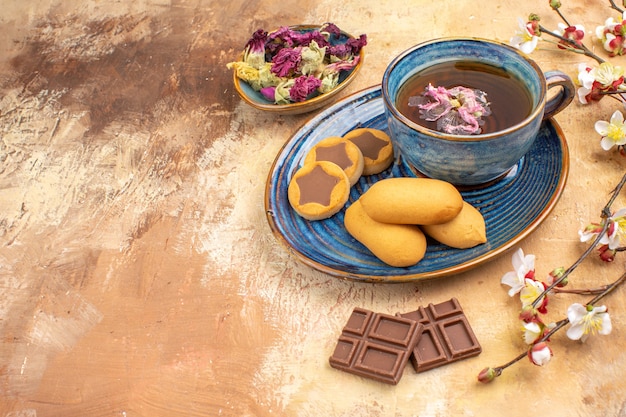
[
  {"xmin": 360, "ymin": 177, "xmax": 463, "ymax": 225},
  {"xmin": 421, "ymin": 201, "xmax": 487, "ymax": 249},
  {"xmin": 344, "ymin": 199, "xmax": 427, "ymax": 267}
]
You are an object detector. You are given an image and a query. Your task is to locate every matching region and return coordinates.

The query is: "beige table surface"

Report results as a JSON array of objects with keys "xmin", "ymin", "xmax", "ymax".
[{"xmin": 1, "ymin": 0, "xmax": 626, "ymax": 416}]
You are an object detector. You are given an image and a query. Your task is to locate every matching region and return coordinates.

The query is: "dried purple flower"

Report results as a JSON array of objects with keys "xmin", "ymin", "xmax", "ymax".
[
  {"xmin": 327, "ymin": 43, "xmax": 351, "ymax": 58},
  {"xmin": 268, "ymin": 26, "xmax": 297, "ymax": 46},
  {"xmin": 271, "ymin": 47, "xmax": 302, "ymax": 77},
  {"xmin": 260, "ymin": 86, "xmax": 276, "ymax": 102},
  {"xmin": 243, "ymin": 29, "xmax": 269, "ymax": 68},
  {"xmin": 289, "ymin": 75, "xmax": 322, "ymax": 102},
  {"xmin": 321, "ymin": 22, "xmax": 342, "ymax": 38},
  {"xmin": 347, "ymin": 34, "xmax": 368, "ymax": 54},
  {"xmin": 298, "ymin": 30, "xmax": 330, "ymax": 48},
  {"xmin": 228, "ymin": 23, "xmax": 366, "ymax": 104},
  {"xmin": 329, "ymin": 34, "xmax": 367, "ymax": 58},
  {"xmin": 324, "ymin": 56, "xmax": 360, "ymax": 75},
  {"xmin": 245, "ymin": 29, "xmax": 268, "ymax": 54}
]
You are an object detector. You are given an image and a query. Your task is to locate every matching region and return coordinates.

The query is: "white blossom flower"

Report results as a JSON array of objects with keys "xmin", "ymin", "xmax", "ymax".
[
  {"xmin": 579, "ymin": 208, "xmax": 626, "ymax": 251},
  {"xmin": 595, "ymin": 12, "xmax": 626, "ymax": 54},
  {"xmin": 521, "ymin": 320, "xmax": 556, "ymax": 344},
  {"xmin": 574, "ymin": 63, "xmax": 625, "ymax": 104},
  {"xmin": 554, "ymin": 22, "xmax": 583, "ymax": 35},
  {"xmin": 595, "ymin": 110, "xmax": 626, "ymax": 151},
  {"xmin": 566, "ymin": 303, "xmax": 612, "ymax": 341},
  {"xmin": 520, "ymin": 279, "xmax": 546, "ymax": 309},
  {"xmin": 510, "ymin": 18, "xmax": 540, "ymax": 54},
  {"xmin": 607, "ymin": 208, "xmax": 626, "ymax": 249},
  {"xmin": 501, "ymin": 248, "xmax": 535, "ymax": 297},
  {"xmin": 592, "ymin": 62, "xmax": 624, "ymax": 87},
  {"xmin": 553, "ymin": 23, "xmax": 585, "ymax": 46},
  {"xmin": 577, "ymin": 63, "xmax": 595, "ymax": 89},
  {"xmin": 595, "ymin": 16, "xmax": 622, "ymax": 40},
  {"xmin": 522, "ymin": 321, "xmax": 542, "ymax": 344},
  {"xmin": 579, "ymin": 223, "xmax": 602, "ymax": 243},
  {"xmin": 603, "ymin": 32, "xmax": 619, "ymax": 53},
  {"xmin": 577, "ymin": 63, "xmax": 595, "ymax": 104}
]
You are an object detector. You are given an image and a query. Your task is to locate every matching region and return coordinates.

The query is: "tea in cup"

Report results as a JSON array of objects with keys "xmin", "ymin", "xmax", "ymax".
[{"xmin": 382, "ymin": 37, "xmax": 574, "ymax": 186}]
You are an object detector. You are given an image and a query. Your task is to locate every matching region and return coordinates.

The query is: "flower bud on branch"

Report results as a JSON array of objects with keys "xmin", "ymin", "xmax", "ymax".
[{"xmin": 480, "ymin": 173, "xmax": 626, "ymax": 383}]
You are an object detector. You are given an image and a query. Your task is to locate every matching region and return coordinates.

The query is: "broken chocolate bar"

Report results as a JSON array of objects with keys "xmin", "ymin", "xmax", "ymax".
[
  {"xmin": 398, "ymin": 297, "xmax": 481, "ymax": 373},
  {"xmin": 329, "ymin": 308, "xmax": 422, "ymax": 385}
]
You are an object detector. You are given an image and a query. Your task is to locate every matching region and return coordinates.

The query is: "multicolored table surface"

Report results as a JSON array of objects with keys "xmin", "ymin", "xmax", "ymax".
[{"xmin": 1, "ymin": 1, "xmax": 625, "ymax": 416}]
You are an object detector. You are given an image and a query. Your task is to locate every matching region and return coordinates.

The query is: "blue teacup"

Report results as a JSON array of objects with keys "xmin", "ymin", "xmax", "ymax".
[{"xmin": 382, "ymin": 37, "xmax": 574, "ymax": 186}]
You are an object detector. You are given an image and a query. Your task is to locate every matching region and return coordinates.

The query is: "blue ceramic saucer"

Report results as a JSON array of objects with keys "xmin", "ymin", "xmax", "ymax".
[{"xmin": 264, "ymin": 85, "xmax": 569, "ymax": 282}]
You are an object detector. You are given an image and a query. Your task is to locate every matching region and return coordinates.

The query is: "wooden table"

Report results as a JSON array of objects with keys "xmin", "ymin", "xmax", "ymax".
[{"xmin": 1, "ymin": 1, "xmax": 625, "ymax": 416}]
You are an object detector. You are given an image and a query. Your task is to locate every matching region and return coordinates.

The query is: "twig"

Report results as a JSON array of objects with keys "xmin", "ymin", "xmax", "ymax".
[
  {"xmin": 538, "ymin": 24, "xmax": 606, "ymax": 63},
  {"xmin": 587, "ymin": 269, "xmax": 626, "ymax": 305},
  {"xmin": 609, "ymin": 0, "xmax": 625, "ymax": 14},
  {"xmin": 554, "ymin": 7, "xmax": 572, "ymax": 27},
  {"xmin": 605, "ymin": 173, "xmax": 626, "ymax": 216},
  {"xmin": 532, "ymin": 172, "xmax": 626, "ymax": 308},
  {"xmin": 553, "ymin": 285, "xmax": 611, "ymax": 295},
  {"xmin": 484, "ymin": 269, "xmax": 626, "ymax": 380},
  {"xmin": 480, "ymin": 173, "xmax": 626, "ymax": 382}
]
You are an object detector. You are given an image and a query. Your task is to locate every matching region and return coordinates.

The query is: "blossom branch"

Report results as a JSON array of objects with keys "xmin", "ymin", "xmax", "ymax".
[
  {"xmin": 606, "ymin": 172, "xmax": 626, "ymax": 213},
  {"xmin": 479, "ymin": 269, "xmax": 626, "ymax": 383},
  {"xmin": 553, "ymin": 285, "xmax": 610, "ymax": 295},
  {"xmin": 553, "ymin": 3, "xmax": 572, "ymax": 27},
  {"xmin": 538, "ymin": 24, "xmax": 606, "ymax": 63},
  {"xmin": 532, "ymin": 172, "xmax": 626, "ymax": 308},
  {"xmin": 598, "ymin": 91, "xmax": 626, "ymax": 104},
  {"xmin": 480, "ymin": 317, "xmax": 569, "ymax": 380},
  {"xmin": 552, "ymin": 247, "xmax": 626, "ymax": 294},
  {"xmin": 587, "ymin": 268, "xmax": 626, "ymax": 305},
  {"xmin": 489, "ymin": 1, "xmax": 626, "ymax": 386},
  {"xmin": 479, "ymin": 173, "xmax": 626, "ymax": 383}
]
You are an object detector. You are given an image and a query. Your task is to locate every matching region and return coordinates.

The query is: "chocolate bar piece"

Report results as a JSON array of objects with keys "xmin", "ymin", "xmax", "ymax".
[
  {"xmin": 398, "ymin": 298, "xmax": 481, "ymax": 373},
  {"xmin": 329, "ymin": 308, "xmax": 422, "ymax": 385}
]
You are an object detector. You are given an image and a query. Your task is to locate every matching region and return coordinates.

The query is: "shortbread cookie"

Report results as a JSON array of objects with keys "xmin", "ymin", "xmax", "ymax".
[
  {"xmin": 288, "ymin": 161, "xmax": 350, "ymax": 221},
  {"xmin": 344, "ymin": 128, "xmax": 394, "ymax": 175},
  {"xmin": 303, "ymin": 136, "xmax": 364, "ymax": 186}
]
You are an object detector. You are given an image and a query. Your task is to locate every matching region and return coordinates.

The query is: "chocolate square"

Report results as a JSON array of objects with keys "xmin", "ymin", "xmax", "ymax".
[
  {"xmin": 329, "ymin": 307, "xmax": 422, "ymax": 385},
  {"xmin": 398, "ymin": 298, "xmax": 481, "ymax": 373}
]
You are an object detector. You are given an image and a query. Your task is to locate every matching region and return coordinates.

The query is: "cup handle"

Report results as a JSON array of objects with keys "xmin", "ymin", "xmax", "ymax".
[{"xmin": 543, "ymin": 70, "xmax": 575, "ymax": 120}]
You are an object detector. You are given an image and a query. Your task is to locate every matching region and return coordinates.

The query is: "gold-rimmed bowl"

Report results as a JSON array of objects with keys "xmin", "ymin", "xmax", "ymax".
[{"xmin": 232, "ymin": 24, "xmax": 364, "ymax": 116}]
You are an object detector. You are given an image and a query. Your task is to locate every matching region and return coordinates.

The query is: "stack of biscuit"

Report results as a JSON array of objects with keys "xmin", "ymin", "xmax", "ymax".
[
  {"xmin": 287, "ymin": 128, "xmax": 487, "ymax": 268},
  {"xmin": 288, "ymin": 128, "xmax": 393, "ymax": 221},
  {"xmin": 345, "ymin": 178, "xmax": 486, "ymax": 267}
]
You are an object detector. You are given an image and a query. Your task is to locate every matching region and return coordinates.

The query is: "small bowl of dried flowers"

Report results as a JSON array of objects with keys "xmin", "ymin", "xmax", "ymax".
[{"xmin": 228, "ymin": 23, "xmax": 367, "ymax": 115}]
